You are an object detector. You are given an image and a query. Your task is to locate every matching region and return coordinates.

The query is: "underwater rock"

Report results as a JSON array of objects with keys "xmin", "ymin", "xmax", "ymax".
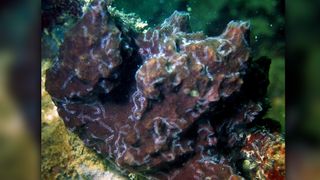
[{"xmin": 45, "ymin": 1, "xmax": 284, "ymax": 179}]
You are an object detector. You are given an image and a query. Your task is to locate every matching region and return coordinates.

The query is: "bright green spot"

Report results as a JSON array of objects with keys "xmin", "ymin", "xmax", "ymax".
[{"xmin": 190, "ymin": 90, "xmax": 199, "ymax": 97}]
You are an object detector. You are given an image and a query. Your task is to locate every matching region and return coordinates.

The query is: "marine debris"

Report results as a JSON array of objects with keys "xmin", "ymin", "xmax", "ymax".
[{"xmin": 45, "ymin": 1, "xmax": 285, "ymax": 179}]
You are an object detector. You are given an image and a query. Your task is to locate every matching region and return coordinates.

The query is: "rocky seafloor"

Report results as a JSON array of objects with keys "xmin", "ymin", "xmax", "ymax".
[{"xmin": 43, "ymin": 0, "xmax": 285, "ymax": 179}]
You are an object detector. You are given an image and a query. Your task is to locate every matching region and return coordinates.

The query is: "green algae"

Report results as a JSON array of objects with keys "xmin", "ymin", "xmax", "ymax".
[{"xmin": 107, "ymin": 5, "xmax": 148, "ymax": 33}]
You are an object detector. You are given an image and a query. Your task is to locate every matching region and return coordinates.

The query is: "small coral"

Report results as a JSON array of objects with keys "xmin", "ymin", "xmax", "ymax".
[{"xmin": 241, "ymin": 130, "xmax": 285, "ymax": 179}]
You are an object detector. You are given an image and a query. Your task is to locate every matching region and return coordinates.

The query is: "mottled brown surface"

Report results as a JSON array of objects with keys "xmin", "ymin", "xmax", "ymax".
[
  {"xmin": 241, "ymin": 131, "xmax": 285, "ymax": 179},
  {"xmin": 45, "ymin": 1, "xmax": 284, "ymax": 179}
]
